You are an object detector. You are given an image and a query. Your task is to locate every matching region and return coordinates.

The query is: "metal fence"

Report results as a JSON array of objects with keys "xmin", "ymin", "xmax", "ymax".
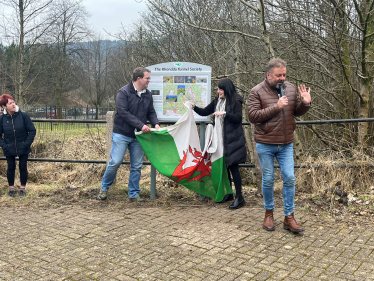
[
  {"xmin": 23, "ymin": 105, "xmax": 115, "ymax": 120},
  {"xmin": 5, "ymin": 116, "xmax": 374, "ymax": 164},
  {"xmin": 2, "ymin": 117, "xmax": 374, "ymax": 199},
  {"xmin": 33, "ymin": 119, "xmax": 106, "ymax": 131},
  {"xmin": 0, "ymin": 118, "xmax": 374, "ymax": 161}
]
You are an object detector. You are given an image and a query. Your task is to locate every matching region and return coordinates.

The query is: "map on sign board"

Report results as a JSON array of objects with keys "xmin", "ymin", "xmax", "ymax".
[
  {"xmin": 163, "ymin": 78, "xmax": 208, "ymax": 117},
  {"xmin": 147, "ymin": 62, "xmax": 211, "ymax": 122}
]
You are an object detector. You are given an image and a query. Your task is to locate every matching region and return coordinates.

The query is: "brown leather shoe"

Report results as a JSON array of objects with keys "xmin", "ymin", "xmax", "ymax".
[
  {"xmin": 263, "ymin": 210, "xmax": 275, "ymax": 231},
  {"xmin": 283, "ymin": 213, "xmax": 304, "ymax": 233}
]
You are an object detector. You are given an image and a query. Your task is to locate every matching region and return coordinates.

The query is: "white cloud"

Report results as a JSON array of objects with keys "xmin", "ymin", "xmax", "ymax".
[{"xmin": 83, "ymin": 0, "xmax": 148, "ymax": 37}]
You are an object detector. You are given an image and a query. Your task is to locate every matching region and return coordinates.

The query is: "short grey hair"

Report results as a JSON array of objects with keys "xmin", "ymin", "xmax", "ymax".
[
  {"xmin": 133, "ymin": 67, "xmax": 151, "ymax": 81},
  {"xmin": 266, "ymin": 58, "xmax": 287, "ymax": 74}
]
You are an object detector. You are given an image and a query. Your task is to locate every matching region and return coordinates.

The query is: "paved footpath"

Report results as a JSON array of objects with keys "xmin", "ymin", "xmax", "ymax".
[{"xmin": 0, "ymin": 205, "xmax": 373, "ymax": 281}]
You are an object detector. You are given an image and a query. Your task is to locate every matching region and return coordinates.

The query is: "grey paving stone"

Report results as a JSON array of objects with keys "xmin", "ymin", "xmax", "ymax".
[{"xmin": 0, "ymin": 205, "xmax": 373, "ymax": 280}]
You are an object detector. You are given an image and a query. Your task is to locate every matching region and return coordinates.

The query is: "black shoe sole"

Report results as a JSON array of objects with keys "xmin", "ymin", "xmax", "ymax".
[
  {"xmin": 283, "ymin": 224, "xmax": 304, "ymax": 233},
  {"xmin": 263, "ymin": 226, "xmax": 275, "ymax": 231}
]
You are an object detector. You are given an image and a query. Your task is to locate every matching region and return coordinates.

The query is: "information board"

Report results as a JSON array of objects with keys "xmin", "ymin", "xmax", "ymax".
[{"xmin": 146, "ymin": 62, "xmax": 211, "ymax": 122}]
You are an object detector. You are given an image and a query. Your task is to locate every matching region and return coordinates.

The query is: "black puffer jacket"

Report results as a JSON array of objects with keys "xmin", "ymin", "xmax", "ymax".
[
  {"xmin": 113, "ymin": 82, "xmax": 159, "ymax": 138},
  {"xmin": 0, "ymin": 107, "xmax": 36, "ymax": 157},
  {"xmin": 193, "ymin": 95, "xmax": 247, "ymax": 166}
]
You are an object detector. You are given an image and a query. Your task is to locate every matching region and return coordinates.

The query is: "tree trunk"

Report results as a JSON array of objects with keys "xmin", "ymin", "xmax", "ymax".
[
  {"xmin": 17, "ymin": 0, "xmax": 25, "ymax": 109},
  {"xmin": 358, "ymin": 85, "xmax": 369, "ymax": 146}
]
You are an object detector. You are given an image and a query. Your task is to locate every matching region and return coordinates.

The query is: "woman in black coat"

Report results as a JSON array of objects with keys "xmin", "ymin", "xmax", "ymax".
[
  {"xmin": 0, "ymin": 94, "xmax": 36, "ymax": 197},
  {"xmin": 191, "ymin": 79, "xmax": 247, "ymax": 209}
]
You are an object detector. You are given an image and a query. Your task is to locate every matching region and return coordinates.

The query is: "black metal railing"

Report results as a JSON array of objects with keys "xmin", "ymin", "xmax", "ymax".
[
  {"xmin": 23, "ymin": 105, "xmax": 115, "ymax": 120},
  {"xmin": 2, "ymin": 117, "xmax": 374, "ymax": 164}
]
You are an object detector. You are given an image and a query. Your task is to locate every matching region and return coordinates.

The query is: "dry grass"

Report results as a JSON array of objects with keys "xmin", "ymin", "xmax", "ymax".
[
  {"xmin": 2, "ymin": 125, "xmax": 373, "ymax": 215},
  {"xmin": 0, "ymin": 125, "xmax": 203, "ymax": 206},
  {"xmin": 294, "ymin": 150, "xmax": 374, "ymax": 195}
]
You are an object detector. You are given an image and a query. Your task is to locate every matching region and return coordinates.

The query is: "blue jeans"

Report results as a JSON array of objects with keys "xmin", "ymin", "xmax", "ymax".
[
  {"xmin": 256, "ymin": 143, "xmax": 295, "ymax": 216},
  {"xmin": 101, "ymin": 133, "xmax": 144, "ymax": 198}
]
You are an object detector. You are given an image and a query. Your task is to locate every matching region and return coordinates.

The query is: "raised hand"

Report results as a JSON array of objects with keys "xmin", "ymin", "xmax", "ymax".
[{"xmin": 298, "ymin": 84, "xmax": 311, "ymax": 105}]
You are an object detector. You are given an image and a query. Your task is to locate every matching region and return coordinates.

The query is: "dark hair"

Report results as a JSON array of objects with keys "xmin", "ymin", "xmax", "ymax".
[
  {"xmin": 0, "ymin": 94, "xmax": 14, "ymax": 107},
  {"xmin": 266, "ymin": 58, "xmax": 287, "ymax": 74},
  {"xmin": 217, "ymin": 78, "xmax": 237, "ymax": 106},
  {"xmin": 133, "ymin": 67, "xmax": 151, "ymax": 81}
]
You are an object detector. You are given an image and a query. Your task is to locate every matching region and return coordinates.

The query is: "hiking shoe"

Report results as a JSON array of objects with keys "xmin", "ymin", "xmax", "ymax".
[
  {"xmin": 19, "ymin": 190, "xmax": 26, "ymax": 197},
  {"xmin": 129, "ymin": 197, "xmax": 145, "ymax": 203},
  {"xmin": 8, "ymin": 190, "xmax": 15, "ymax": 197},
  {"xmin": 98, "ymin": 190, "xmax": 108, "ymax": 200}
]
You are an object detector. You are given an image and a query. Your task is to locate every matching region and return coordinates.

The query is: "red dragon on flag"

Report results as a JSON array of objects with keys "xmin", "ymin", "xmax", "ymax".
[{"xmin": 171, "ymin": 145, "xmax": 212, "ymax": 183}]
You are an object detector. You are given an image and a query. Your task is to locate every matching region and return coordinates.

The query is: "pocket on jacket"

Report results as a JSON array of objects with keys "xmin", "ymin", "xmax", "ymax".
[
  {"xmin": 17, "ymin": 142, "xmax": 26, "ymax": 152},
  {"xmin": 256, "ymin": 122, "xmax": 268, "ymax": 134}
]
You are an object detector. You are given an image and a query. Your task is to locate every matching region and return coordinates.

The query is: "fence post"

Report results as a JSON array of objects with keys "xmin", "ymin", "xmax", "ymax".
[
  {"xmin": 150, "ymin": 165, "xmax": 156, "ymax": 199},
  {"xmin": 106, "ymin": 111, "xmax": 114, "ymax": 163},
  {"xmin": 199, "ymin": 122, "xmax": 206, "ymax": 201}
]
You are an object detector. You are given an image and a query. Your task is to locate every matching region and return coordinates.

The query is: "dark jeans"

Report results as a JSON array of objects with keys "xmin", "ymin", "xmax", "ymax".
[
  {"xmin": 227, "ymin": 164, "xmax": 242, "ymax": 197},
  {"xmin": 6, "ymin": 154, "xmax": 29, "ymax": 186}
]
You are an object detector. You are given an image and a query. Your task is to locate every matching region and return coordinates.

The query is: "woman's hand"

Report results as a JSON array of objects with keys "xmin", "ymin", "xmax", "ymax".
[{"xmin": 214, "ymin": 111, "xmax": 226, "ymax": 116}]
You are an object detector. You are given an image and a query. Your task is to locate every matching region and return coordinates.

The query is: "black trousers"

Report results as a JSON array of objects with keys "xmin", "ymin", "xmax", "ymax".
[
  {"xmin": 227, "ymin": 164, "xmax": 242, "ymax": 197},
  {"xmin": 6, "ymin": 154, "xmax": 29, "ymax": 186}
]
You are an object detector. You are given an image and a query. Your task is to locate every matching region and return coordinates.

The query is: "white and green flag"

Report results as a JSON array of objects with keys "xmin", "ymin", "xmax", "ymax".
[{"xmin": 135, "ymin": 102, "xmax": 232, "ymax": 202}]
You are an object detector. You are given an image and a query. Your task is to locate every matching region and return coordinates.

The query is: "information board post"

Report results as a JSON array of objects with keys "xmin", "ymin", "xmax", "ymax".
[
  {"xmin": 150, "ymin": 165, "xmax": 156, "ymax": 199},
  {"xmin": 199, "ymin": 122, "xmax": 206, "ymax": 201}
]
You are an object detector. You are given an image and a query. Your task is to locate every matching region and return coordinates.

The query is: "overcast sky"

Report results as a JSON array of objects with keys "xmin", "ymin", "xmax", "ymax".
[{"xmin": 83, "ymin": 0, "xmax": 148, "ymax": 38}]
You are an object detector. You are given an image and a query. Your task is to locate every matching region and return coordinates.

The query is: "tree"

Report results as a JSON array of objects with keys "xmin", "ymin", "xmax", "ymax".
[
  {"xmin": 272, "ymin": 0, "xmax": 374, "ymax": 149},
  {"xmin": 80, "ymin": 39, "xmax": 112, "ymax": 119},
  {"xmin": 48, "ymin": 0, "xmax": 89, "ymax": 118},
  {"xmin": 0, "ymin": 0, "xmax": 56, "ymax": 108}
]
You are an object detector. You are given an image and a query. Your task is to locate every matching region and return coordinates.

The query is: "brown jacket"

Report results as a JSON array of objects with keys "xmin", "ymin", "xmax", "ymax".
[{"xmin": 247, "ymin": 79, "xmax": 310, "ymax": 144}]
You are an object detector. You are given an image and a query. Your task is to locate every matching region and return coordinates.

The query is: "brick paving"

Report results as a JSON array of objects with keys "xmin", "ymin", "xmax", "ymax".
[{"xmin": 0, "ymin": 205, "xmax": 373, "ymax": 280}]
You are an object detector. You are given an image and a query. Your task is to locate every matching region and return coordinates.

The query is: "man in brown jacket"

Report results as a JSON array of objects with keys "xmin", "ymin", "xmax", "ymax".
[{"xmin": 247, "ymin": 58, "xmax": 311, "ymax": 233}]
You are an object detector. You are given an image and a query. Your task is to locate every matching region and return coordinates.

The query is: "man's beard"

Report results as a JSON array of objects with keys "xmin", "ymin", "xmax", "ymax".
[
  {"xmin": 267, "ymin": 77, "xmax": 284, "ymax": 88},
  {"xmin": 267, "ymin": 81, "xmax": 282, "ymax": 89},
  {"xmin": 275, "ymin": 82, "xmax": 284, "ymax": 89}
]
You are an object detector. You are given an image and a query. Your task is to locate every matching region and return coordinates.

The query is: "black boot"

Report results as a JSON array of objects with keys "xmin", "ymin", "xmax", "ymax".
[
  {"xmin": 216, "ymin": 193, "xmax": 234, "ymax": 203},
  {"xmin": 229, "ymin": 195, "xmax": 245, "ymax": 209}
]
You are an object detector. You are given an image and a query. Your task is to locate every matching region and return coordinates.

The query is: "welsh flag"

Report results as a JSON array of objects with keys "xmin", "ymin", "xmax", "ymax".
[{"xmin": 135, "ymin": 102, "xmax": 232, "ymax": 202}]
